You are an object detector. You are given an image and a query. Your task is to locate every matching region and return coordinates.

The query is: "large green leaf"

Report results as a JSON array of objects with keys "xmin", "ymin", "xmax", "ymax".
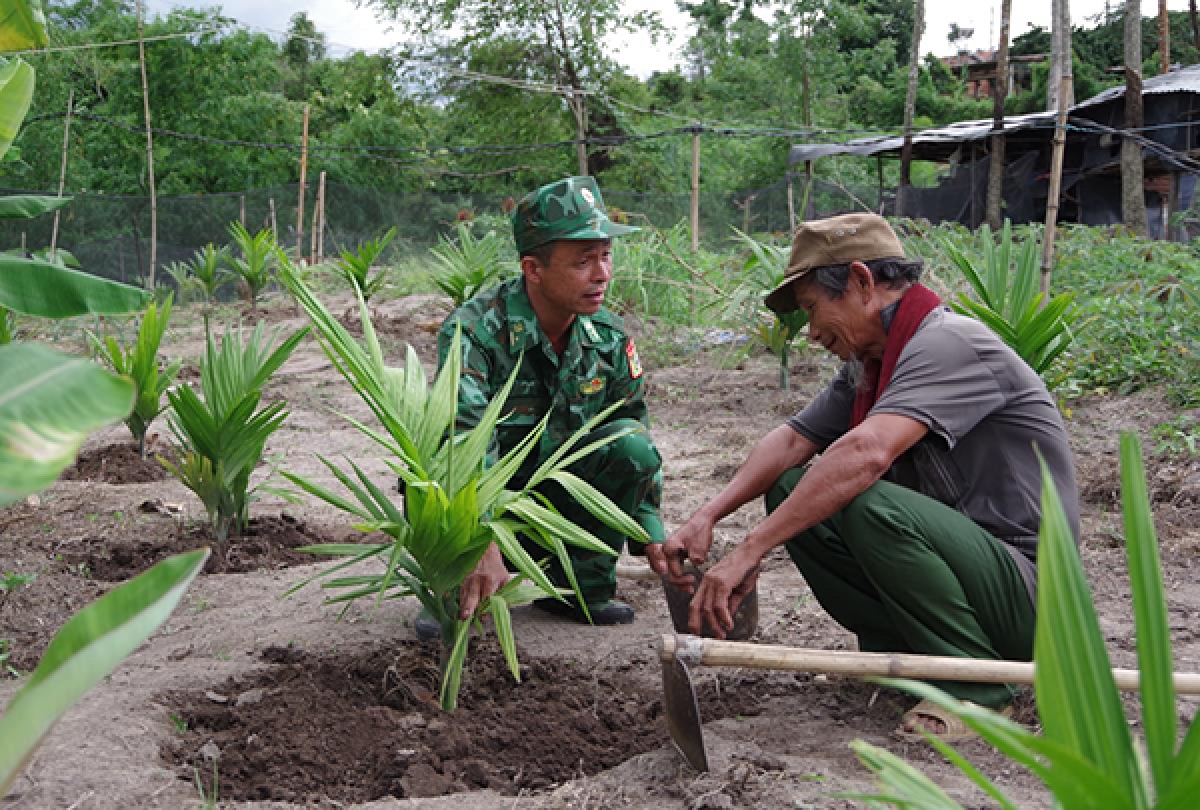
[
  {"xmin": 1119, "ymin": 433, "xmax": 1177, "ymax": 793},
  {"xmin": 0, "ymin": 548, "xmax": 208, "ymax": 795},
  {"xmin": 0, "ymin": 194, "xmax": 71, "ymax": 220},
  {"xmin": 0, "ymin": 343, "xmax": 134, "ymax": 506},
  {"xmin": 0, "ymin": 0, "xmax": 47, "ymax": 52},
  {"xmin": 0, "ymin": 256, "xmax": 149, "ymax": 317},
  {"xmin": 1034, "ymin": 457, "xmax": 1147, "ymax": 805},
  {"xmin": 0, "ymin": 58, "xmax": 34, "ymax": 161}
]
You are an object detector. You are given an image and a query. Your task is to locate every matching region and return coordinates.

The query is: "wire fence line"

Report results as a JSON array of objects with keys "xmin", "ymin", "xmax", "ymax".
[{"xmin": 0, "ymin": 178, "xmax": 886, "ymax": 286}]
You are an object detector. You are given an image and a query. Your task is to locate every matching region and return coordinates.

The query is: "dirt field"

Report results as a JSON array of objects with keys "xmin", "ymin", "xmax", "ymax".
[{"xmin": 2, "ymin": 293, "xmax": 1198, "ymax": 809}]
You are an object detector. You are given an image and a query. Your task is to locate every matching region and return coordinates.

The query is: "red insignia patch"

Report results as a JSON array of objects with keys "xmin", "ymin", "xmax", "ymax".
[{"xmin": 626, "ymin": 338, "xmax": 643, "ymax": 380}]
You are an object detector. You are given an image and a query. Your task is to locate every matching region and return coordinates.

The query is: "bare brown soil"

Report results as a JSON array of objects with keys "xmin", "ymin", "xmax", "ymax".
[
  {"xmin": 62, "ymin": 442, "xmax": 174, "ymax": 485},
  {"xmin": 2, "ymin": 292, "xmax": 1198, "ymax": 809},
  {"xmin": 162, "ymin": 639, "xmax": 777, "ymax": 803}
]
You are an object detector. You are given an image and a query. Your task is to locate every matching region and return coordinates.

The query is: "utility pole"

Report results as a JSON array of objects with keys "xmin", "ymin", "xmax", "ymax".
[
  {"xmin": 1159, "ymin": 0, "xmax": 1171, "ymax": 73},
  {"xmin": 898, "ymin": 0, "xmax": 925, "ymax": 218},
  {"xmin": 136, "ymin": 0, "xmax": 158, "ymax": 290}
]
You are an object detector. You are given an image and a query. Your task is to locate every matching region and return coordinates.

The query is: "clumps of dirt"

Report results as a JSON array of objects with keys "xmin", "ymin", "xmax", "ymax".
[
  {"xmin": 61, "ymin": 443, "xmax": 173, "ymax": 485},
  {"xmin": 162, "ymin": 640, "xmax": 766, "ymax": 803},
  {"xmin": 67, "ymin": 514, "xmax": 335, "ymax": 581},
  {"xmin": 0, "ymin": 572, "xmax": 108, "ymax": 671},
  {"xmin": 336, "ymin": 294, "xmax": 451, "ymax": 364}
]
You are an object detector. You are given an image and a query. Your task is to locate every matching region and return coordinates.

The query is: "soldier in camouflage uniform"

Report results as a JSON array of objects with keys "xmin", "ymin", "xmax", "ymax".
[{"xmin": 416, "ymin": 176, "xmax": 665, "ymax": 639}]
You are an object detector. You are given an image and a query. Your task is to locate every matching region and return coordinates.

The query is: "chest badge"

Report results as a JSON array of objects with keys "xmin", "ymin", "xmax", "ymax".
[
  {"xmin": 580, "ymin": 376, "xmax": 605, "ymax": 396},
  {"xmin": 626, "ymin": 338, "xmax": 643, "ymax": 380}
]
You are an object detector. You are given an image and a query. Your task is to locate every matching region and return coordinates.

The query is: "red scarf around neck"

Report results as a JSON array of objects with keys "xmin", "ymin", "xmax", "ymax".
[{"xmin": 849, "ymin": 283, "xmax": 942, "ymax": 428}]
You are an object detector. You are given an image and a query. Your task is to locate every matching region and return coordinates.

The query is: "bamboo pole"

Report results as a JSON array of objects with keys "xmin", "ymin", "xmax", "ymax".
[
  {"xmin": 239, "ymin": 194, "xmax": 246, "ymax": 227},
  {"xmin": 296, "ymin": 103, "xmax": 310, "ymax": 260},
  {"xmin": 690, "ymin": 124, "xmax": 700, "ymax": 251},
  {"xmin": 1041, "ymin": 72, "xmax": 1072, "ymax": 296},
  {"xmin": 49, "ymin": 88, "xmax": 74, "ymax": 260},
  {"xmin": 786, "ymin": 171, "xmax": 796, "ymax": 233},
  {"xmin": 136, "ymin": 0, "xmax": 158, "ymax": 290},
  {"xmin": 316, "ymin": 170, "xmax": 327, "ymax": 263},
  {"xmin": 268, "ymin": 198, "xmax": 278, "ymax": 241}
]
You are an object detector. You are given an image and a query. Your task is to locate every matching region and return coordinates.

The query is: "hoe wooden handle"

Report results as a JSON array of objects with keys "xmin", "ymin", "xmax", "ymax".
[{"xmin": 661, "ymin": 635, "xmax": 1200, "ymax": 695}]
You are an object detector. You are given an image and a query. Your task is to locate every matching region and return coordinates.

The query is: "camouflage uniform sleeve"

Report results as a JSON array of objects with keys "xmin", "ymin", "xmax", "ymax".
[
  {"xmin": 608, "ymin": 336, "xmax": 665, "ymax": 546},
  {"xmin": 437, "ymin": 317, "xmax": 499, "ymax": 465}
]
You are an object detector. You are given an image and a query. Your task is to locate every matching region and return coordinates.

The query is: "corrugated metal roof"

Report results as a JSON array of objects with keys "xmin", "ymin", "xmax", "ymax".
[
  {"xmin": 788, "ymin": 112, "xmax": 1056, "ymax": 164},
  {"xmin": 1073, "ymin": 63, "xmax": 1200, "ymax": 111}
]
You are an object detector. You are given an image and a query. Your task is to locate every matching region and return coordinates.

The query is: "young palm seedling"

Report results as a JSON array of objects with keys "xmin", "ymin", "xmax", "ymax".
[
  {"xmin": 279, "ymin": 263, "xmax": 649, "ymax": 711},
  {"xmin": 729, "ymin": 229, "xmax": 808, "ymax": 390},
  {"xmin": 169, "ymin": 244, "xmax": 232, "ymax": 317},
  {"xmin": 431, "ymin": 222, "xmax": 512, "ymax": 307},
  {"xmin": 162, "ymin": 321, "xmax": 307, "ymax": 552},
  {"xmin": 334, "ymin": 226, "xmax": 396, "ymax": 303},
  {"xmin": 89, "ymin": 294, "xmax": 183, "ymax": 458},
  {"xmin": 941, "ymin": 221, "xmax": 1080, "ymax": 376},
  {"xmin": 227, "ymin": 223, "xmax": 278, "ymax": 312}
]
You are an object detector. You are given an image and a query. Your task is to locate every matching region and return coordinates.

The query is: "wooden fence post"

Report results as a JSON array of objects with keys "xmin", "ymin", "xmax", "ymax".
[
  {"xmin": 690, "ymin": 124, "xmax": 701, "ymax": 251},
  {"xmin": 49, "ymin": 88, "xmax": 74, "ymax": 260},
  {"xmin": 296, "ymin": 104, "xmax": 310, "ymax": 260}
]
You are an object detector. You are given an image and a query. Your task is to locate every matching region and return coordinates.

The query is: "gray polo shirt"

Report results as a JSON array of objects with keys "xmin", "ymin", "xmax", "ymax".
[{"xmin": 788, "ymin": 308, "xmax": 1081, "ymax": 604}]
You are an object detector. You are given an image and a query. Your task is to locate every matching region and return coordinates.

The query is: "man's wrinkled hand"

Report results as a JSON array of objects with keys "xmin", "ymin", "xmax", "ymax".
[
  {"xmin": 649, "ymin": 514, "xmax": 716, "ymax": 594},
  {"xmin": 458, "ymin": 543, "xmax": 511, "ymax": 619},
  {"xmin": 688, "ymin": 547, "xmax": 761, "ymax": 639}
]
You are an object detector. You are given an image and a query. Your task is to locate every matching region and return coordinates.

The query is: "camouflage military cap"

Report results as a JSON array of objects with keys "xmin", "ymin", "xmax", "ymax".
[{"xmin": 512, "ymin": 176, "xmax": 639, "ymax": 255}]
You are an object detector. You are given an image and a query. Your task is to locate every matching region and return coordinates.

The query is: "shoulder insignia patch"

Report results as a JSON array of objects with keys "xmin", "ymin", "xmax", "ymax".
[
  {"xmin": 581, "ymin": 317, "xmax": 601, "ymax": 343},
  {"xmin": 580, "ymin": 376, "xmax": 605, "ymax": 396},
  {"xmin": 626, "ymin": 338, "xmax": 643, "ymax": 380}
]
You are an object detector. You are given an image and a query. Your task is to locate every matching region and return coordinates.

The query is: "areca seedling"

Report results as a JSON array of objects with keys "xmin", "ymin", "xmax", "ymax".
[
  {"xmin": 162, "ymin": 321, "xmax": 307, "ymax": 551},
  {"xmin": 166, "ymin": 244, "xmax": 232, "ymax": 314},
  {"xmin": 89, "ymin": 293, "xmax": 183, "ymax": 458},
  {"xmin": 278, "ymin": 262, "xmax": 650, "ymax": 711},
  {"xmin": 227, "ymin": 223, "xmax": 278, "ymax": 312},
  {"xmin": 431, "ymin": 222, "xmax": 512, "ymax": 307},
  {"xmin": 941, "ymin": 221, "xmax": 1080, "ymax": 376},
  {"xmin": 728, "ymin": 229, "xmax": 808, "ymax": 391},
  {"xmin": 334, "ymin": 226, "xmax": 395, "ymax": 303}
]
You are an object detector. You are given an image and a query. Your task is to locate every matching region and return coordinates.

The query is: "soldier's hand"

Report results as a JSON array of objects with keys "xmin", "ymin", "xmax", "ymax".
[
  {"xmin": 458, "ymin": 543, "xmax": 511, "ymax": 619},
  {"xmin": 650, "ymin": 514, "xmax": 716, "ymax": 593}
]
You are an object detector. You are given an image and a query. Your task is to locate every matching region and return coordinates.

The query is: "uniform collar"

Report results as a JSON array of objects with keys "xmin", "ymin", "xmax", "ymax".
[{"xmin": 505, "ymin": 277, "xmax": 603, "ymax": 353}]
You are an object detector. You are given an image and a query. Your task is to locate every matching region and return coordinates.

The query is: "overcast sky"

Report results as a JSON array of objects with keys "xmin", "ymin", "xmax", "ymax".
[{"xmin": 145, "ymin": 0, "xmax": 1197, "ymax": 77}]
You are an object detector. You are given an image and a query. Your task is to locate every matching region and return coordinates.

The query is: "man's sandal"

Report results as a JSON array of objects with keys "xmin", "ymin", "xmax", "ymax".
[{"xmin": 893, "ymin": 698, "xmax": 1013, "ymax": 743}]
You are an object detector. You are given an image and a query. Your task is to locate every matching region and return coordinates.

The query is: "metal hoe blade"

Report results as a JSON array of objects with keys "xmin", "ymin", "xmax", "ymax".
[{"xmin": 660, "ymin": 636, "xmax": 709, "ymax": 772}]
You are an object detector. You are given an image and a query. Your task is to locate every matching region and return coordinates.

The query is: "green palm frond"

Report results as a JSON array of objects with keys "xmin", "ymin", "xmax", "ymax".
[
  {"xmin": 942, "ymin": 222, "xmax": 1080, "ymax": 376},
  {"xmin": 278, "ymin": 261, "xmax": 649, "ymax": 711}
]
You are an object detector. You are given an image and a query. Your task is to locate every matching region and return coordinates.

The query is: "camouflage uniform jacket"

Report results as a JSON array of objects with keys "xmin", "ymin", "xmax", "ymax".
[{"xmin": 436, "ymin": 275, "xmax": 662, "ymax": 537}]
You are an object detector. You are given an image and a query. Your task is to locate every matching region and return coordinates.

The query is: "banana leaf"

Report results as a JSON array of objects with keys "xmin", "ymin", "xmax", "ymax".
[
  {"xmin": 0, "ymin": 194, "xmax": 71, "ymax": 220},
  {"xmin": 0, "ymin": 343, "xmax": 134, "ymax": 506},
  {"xmin": 0, "ymin": 548, "xmax": 208, "ymax": 796},
  {"xmin": 0, "ymin": 58, "xmax": 34, "ymax": 161},
  {"xmin": 0, "ymin": 0, "xmax": 47, "ymax": 52},
  {"xmin": 0, "ymin": 256, "xmax": 149, "ymax": 317}
]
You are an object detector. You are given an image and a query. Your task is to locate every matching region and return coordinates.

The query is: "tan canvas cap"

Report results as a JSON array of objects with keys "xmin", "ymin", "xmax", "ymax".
[{"xmin": 765, "ymin": 213, "xmax": 907, "ymax": 314}]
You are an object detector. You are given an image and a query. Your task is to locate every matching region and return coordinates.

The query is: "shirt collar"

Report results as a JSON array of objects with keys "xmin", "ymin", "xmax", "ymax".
[{"xmin": 505, "ymin": 278, "xmax": 602, "ymax": 352}]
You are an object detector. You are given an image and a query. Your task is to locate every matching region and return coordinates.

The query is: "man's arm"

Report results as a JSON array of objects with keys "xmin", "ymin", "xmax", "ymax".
[
  {"xmin": 687, "ymin": 413, "xmax": 930, "ymax": 637},
  {"xmin": 647, "ymin": 423, "xmax": 820, "ymax": 580}
]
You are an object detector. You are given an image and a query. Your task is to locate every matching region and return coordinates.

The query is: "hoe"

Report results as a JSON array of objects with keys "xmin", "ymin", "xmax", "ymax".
[{"xmin": 660, "ymin": 633, "xmax": 1200, "ymax": 772}]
